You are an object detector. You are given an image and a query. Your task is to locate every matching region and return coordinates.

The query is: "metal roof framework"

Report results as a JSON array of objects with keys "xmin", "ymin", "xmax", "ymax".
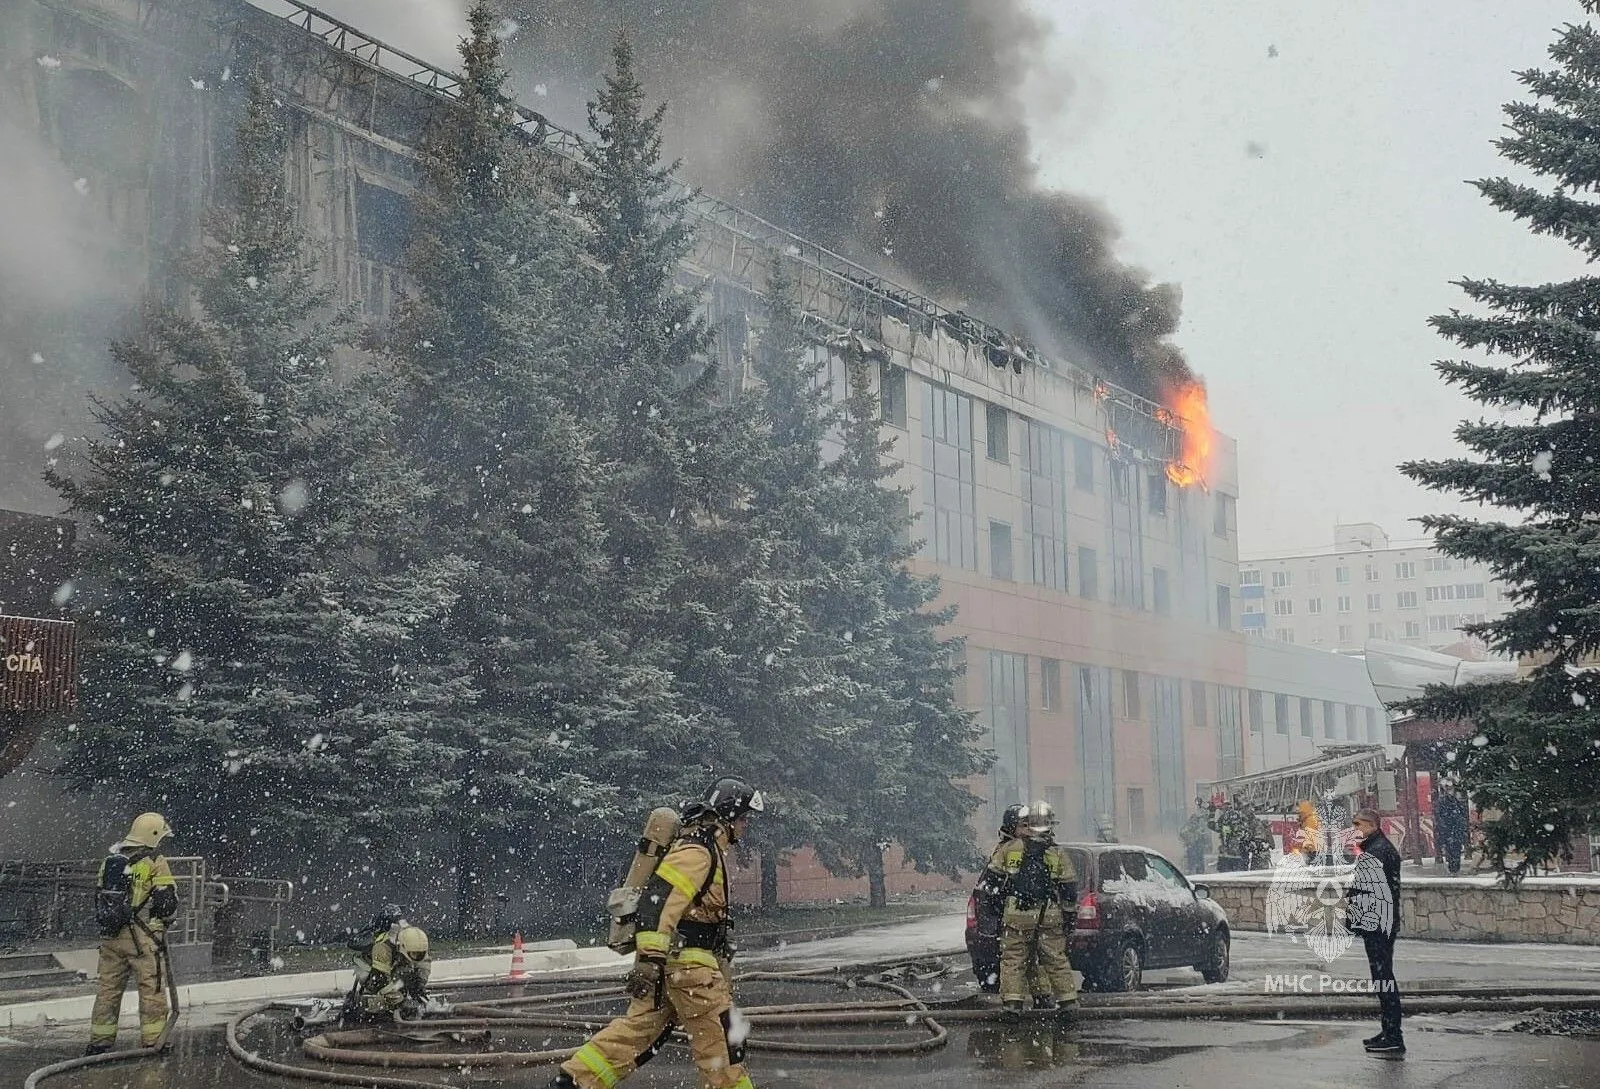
[{"xmin": 235, "ymin": 0, "xmax": 1185, "ymax": 448}]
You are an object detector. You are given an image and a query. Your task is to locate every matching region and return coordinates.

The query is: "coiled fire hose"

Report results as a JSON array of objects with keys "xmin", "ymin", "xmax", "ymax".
[{"xmin": 31, "ymin": 948, "xmax": 1600, "ymax": 1088}]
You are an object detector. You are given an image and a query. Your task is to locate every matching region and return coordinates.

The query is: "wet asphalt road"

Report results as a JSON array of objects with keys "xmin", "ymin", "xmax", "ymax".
[
  {"xmin": 10, "ymin": 914, "xmax": 1600, "ymax": 1088},
  {"xmin": 7, "ymin": 1011, "xmax": 1600, "ymax": 1089}
]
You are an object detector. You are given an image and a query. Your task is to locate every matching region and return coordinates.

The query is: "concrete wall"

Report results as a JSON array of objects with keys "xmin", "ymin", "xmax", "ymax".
[{"xmin": 1198, "ymin": 871, "xmax": 1600, "ymax": 945}]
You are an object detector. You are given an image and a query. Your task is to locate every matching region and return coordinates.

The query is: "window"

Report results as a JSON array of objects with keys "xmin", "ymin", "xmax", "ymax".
[
  {"xmin": 1426, "ymin": 557, "xmax": 1454, "ymax": 573},
  {"xmin": 1397, "ymin": 591, "xmax": 1418, "ymax": 609},
  {"xmin": 1364, "ymin": 563, "xmax": 1381, "ymax": 582},
  {"xmin": 1337, "ymin": 595, "xmax": 1352, "ymax": 613},
  {"xmin": 1366, "ymin": 707, "xmax": 1380, "ymax": 742},
  {"xmin": 893, "ymin": 493, "xmax": 912, "ymax": 549},
  {"xmin": 1020, "ymin": 420, "xmax": 1070, "ymax": 590},
  {"xmin": 1395, "ymin": 561, "xmax": 1416, "ymax": 580},
  {"xmin": 1122, "ymin": 670, "xmax": 1142, "ymax": 720},
  {"xmin": 1426, "ymin": 585, "xmax": 1454, "ymax": 603},
  {"xmin": 880, "ymin": 364, "xmax": 907, "ymax": 427},
  {"xmin": 1214, "ymin": 494, "xmax": 1234, "ymax": 538},
  {"xmin": 1217, "ymin": 585, "xmax": 1232, "ymax": 630},
  {"xmin": 1428, "ymin": 615, "xmax": 1452, "ymax": 633},
  {"xmin": 1307, "ymin": 597, "xmax": 1323, "ymax": 615},
  {"xmin": 1338, "ymin": 624, "xmax": 1354, "ymax": 643},
  {"xmin": 1275, "ymin": 628, "xmax": 1295, "ymax": 643},
  {"xmin": 1217, "ymin": 687, "xmax": 1243, "ymax": 778},
  {"xmin": 1147, "ymin": 473, "xmax": 1167, "ymax": 515},
  {"xmin": 1152, "ymin": 567, "xmax": 1170, "ymax": 615},
  {"xmin": 1366, "ymin": 593, "xmax": 1382, "ymax": 610},
  {"xmin": 1147, "ymin": 854, "xmax": 1189, "ymax": 886},
  {"xmin": 1271, "ymin": 693, "xmax": 1289, "ymax": 733},
  {"xmin": 1306, "ymin": 567, "xmax": 1322, "ymax": 586},
  {"xmin": 989, "ymin": 521, "xmax": 1014, "ymax": 581},
  {"xmin": 984, "ymin": 402, "xmax": 1008, "ymax": 461},
  {"xmin": 1368, "ymin": 621, "xmax": 1385, "ymax": 638},
  {"xmin": 1271, "ymin": 571, "xmax": 1291, "ymax": 588},
  {"xmin": 1321, "ymin": 700, "xmax": 1336, "ymax": 737},
  {"xmin": 1191, "ymin": 681, "xmax": 1209, "ymax": 730},
  {"xmin": 1110, "ymin": 460, "xmax": 1132, "ymax": 504},
  {"xmin": 1126, "ymin": 789, "xmax": 1147, "ymax": 838},
  {"xmin": 1041, "ymin": 658, "xmax": 1062, "ymax": 712},
  {"xmin": 985, "ymin": 651, "xmax": 1031, "ymax": 809},
  {"xmin": 1310, "ymin": 627, "xmax": 1324, "ymax": 644},
  {"xmin": 1078, "ymin": 546, "xmax": 1098, "ymax": 600},
  {"xmin": 1273, "ymin": 599, "xmax": 1294, "ymax": 616},
  {"xmin": 1073, "ymin": 436, "xmax": 1095, "ymax": 492},
  {"xmin": 1463, "ymin": 582, "xmax": 1486, "ymax": 599},
  {"xmin": 1241, "ymin": 569, "xmax": 1262, "ymax": 587},
  {"xmin": 1044, "ymin": 785, "xmax": 1066, "ymax": 814},
  {"xmin": 920, "ymin": 384, "xmax": 978, "ymax": 569},
  {"xmin": 1300, "ymin": 697, "xmax": 1314, "ymax": 738},
  {"xmin": 1404, "ymin": 620, "xmax": 1422, "ymax": 639},
  {"xmin": 1249, "ymin": 691, "xmax": 1265, "ymax": 733},
  {"xmin": 1335, "ymin": 566, "xmax": 1351, "ymax": 584}
]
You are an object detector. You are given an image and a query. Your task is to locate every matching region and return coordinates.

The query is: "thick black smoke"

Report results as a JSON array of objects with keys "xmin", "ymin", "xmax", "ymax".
[{"xmin": 501, "ymin": 0, "xmax": 1192, "ymax": 397}]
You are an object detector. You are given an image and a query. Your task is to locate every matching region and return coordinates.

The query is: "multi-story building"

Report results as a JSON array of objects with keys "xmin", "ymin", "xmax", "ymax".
[
  {"xmin": 1, "ymin": 0, "xmax": 1391, "ymax": 882},
  {"xmin": 1239, "ymin": 524, "xmax": 1513, "ymax": 658}
]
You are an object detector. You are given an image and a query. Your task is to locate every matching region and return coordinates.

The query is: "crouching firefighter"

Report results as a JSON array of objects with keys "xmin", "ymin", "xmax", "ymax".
[
  {"xmin": 552, "ymin": 778, "xmax": 764, "ymax": 1089},
  {"xmin": 87, "ymin": 813, "xmax": 179, "ymax": 1055},
  {"xmin": 345, "ymin": 907, "xmax": 433, "ymax": 1022},
  {"xmin": 987, "ymin": 801, "xmax": 1079, "ymax": 1018}
]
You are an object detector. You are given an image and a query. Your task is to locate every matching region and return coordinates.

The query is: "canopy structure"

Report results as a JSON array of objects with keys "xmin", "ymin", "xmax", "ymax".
[
  {"xmin": 1196, "ymin": 744, "xmax": 1396, "ymax": 815},
  {"xmin": 1360, "ymin": 639, "xmax": 1517, "ymax": 708}
]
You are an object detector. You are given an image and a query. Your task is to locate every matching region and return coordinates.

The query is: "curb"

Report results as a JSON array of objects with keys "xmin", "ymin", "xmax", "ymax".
[{"xmin": 0, "ymin": 942, "xmax": 626, "ymax": 1029}]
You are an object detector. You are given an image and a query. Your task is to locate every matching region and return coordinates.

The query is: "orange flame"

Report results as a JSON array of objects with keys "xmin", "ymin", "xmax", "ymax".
[{"xmin": 1163, "ymin": 381, "xmax": 1215, "ymax": 489}]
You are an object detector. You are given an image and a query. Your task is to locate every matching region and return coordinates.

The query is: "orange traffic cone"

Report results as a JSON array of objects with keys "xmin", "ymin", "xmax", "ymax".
[{"xmin": 509, "ymin": 931, "xmax": 526, "ymax": 980}]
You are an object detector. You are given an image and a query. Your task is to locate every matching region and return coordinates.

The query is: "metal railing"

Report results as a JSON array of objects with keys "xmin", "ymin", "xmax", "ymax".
[
  {"xmin": 0, "ymin": 856, "xmax": 292, "ymax": 948},
  {"xmin": 238, "ymin": 0, "xmax": 1181, "ymax": 433}
]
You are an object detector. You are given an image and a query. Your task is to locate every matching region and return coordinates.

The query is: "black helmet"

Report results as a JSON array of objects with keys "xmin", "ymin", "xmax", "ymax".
[
  {"xmin": 1000, "ymin": 803, "xmax": 1027, "ymax": 837},
  {"xmin": 371, "ymin": 904, "xmax": 405, "ymax": 932},
  {"xmin": 685, "ymin": 778, "xmax": 765, "ymax": 822}
]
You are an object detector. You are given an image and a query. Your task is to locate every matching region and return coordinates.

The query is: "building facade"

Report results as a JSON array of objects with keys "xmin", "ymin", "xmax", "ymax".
[
  {"xmin": 0, "ymin": 0, "xmax": 1390, "ymax": 880},
  {"xmin": 1240, "ymin": 523, "xmax": 1513, "ymax": 658}
]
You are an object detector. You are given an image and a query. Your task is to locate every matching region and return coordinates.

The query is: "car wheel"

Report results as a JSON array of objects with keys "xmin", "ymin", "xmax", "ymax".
[
  {"xmin": 1199, "ymin": 931, "xmax": 1230, "ymax": 984},
  {"xmin": 1102, "ymin": 939, "xmax": 1143, "ymax": 993}
]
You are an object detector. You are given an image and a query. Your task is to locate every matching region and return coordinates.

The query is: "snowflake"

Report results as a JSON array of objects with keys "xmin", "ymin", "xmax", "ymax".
[
  {"xmin": 44, "ymin": 433, "xmax": 63, "ymax": 451},
  {"xmin": 73, "ymin": 178, "xmax": 89, "ymax": 196},
  {"xmin": 1533, "ymin": 450, "xmax": 1554, "ymax": 481},
  {"xmin": 190, "ymin": 77, "xmax": 206, "ymax": 90},
  {"xmin": 36, "ymin": 56, "xmax": 61, "ymax": 70}
]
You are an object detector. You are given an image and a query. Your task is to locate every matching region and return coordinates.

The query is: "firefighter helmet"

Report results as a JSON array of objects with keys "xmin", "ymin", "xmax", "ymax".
[
  {"xmin": 121, "ymin": 812, "xmax": 172, "ymax": 850},
  {"xmin": 394, "ymin": 925, "xmax": 429, "ymax": 964},
  {"xmin": 1000, "ymin": 802, "xmax": 1027, "ymax": 838},
  {"xmin": 1024, "ymin": 801, "xmax": 1058, "ymax": 834},
  {"xmin": 687, "ymin": 778, "xmax": 765, "ymax": 822}
]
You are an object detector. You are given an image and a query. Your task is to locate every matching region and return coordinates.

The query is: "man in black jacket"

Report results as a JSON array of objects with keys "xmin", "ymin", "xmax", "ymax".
[{"xmin": 1346, "ymin": 809, "xmax": 1403, "ymax": 1054}]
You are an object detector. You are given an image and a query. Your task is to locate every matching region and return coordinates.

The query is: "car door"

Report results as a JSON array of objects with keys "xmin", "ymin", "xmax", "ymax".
[
  {"xmin": 1145, "ymin": 853, "xmax": 1206, "ymax": 966},
  {"xmin": 1111, "ymin": 850, "xmax": 1159, "ymax": 960}
]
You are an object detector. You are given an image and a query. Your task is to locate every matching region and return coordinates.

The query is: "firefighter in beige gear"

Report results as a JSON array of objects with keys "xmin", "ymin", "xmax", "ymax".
[
  {"xmin": 551, "ymin": 778, "xmax": 764, "ymax": 1089},
  {"xmin": 86, "ymin": 813, "xmax": 180, "ymax": 1054},
  {"xmin": 346, "ymin": 906, "xmax": 433, "ymax": 1020},
  {"xmin": 986, "ymin": 801, "xmax": 1079, "ymax": 1018}
]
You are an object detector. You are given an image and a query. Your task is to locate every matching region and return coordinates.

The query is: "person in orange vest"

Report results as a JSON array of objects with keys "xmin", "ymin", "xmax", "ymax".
[{"xmin": 86, "ymin": 813, "xmax": 179, "ymax": 1054}]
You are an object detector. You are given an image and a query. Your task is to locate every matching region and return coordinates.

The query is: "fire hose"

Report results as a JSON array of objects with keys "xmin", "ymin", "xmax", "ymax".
[
  {"xmin": 216, "ymin": 958, "xmax": 1600, "ymax": 1088},
  {"xmin": 23, "ymin": 936, "xmax": 181, "ymax": 1089},
  {"xmin": 30, "ymin": 950, "xmax": 1600, "ymax": 1088}
]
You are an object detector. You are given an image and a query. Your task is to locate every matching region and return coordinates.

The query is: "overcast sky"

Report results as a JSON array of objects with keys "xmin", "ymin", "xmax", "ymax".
[{"xmin": 1023, "ymin": 1, "xmax": 1592, "ymax": 555}]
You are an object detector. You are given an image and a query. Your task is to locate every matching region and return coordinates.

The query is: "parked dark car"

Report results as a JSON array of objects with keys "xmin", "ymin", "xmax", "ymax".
[{"xmin": 966, "ymin": 842, "xmax": 1230, "ymax": 993}]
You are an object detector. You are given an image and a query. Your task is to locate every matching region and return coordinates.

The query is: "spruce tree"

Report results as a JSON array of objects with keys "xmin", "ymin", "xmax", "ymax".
[
  {"xmin": 48, "ymin": 74, "xmax": 472, "ymax": 887},
  {"xmin": 1401, "ymin": 2, "xmax": 1600, "ymax": 878},
  {"xmin": 395, "ymin": 3, "xmax": 686, "ymax": 931},
  {"xmin": 574, "ymin": 33, "xmax": 760, "ymax": 810},
  {"xmin": 810, "ymin": 346, "xmax": 991, "ymax": 906}
]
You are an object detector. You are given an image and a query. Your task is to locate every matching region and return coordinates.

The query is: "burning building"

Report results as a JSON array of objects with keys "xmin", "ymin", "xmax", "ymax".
[{"xmin": 0, "ymin": 0, "xmax": 1387, "ymax": 883}]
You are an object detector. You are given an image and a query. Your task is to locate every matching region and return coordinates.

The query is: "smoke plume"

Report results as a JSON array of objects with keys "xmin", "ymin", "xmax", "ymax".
[{"xmin": 497, "ymin": 0, "xmax": 1193, "ymax": 396}]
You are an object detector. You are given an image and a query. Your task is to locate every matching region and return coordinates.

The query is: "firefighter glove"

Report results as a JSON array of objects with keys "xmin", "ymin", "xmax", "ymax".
[{"xmin": 626, "ymin": 954, "xmax": 666, "ymax": 1003}]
